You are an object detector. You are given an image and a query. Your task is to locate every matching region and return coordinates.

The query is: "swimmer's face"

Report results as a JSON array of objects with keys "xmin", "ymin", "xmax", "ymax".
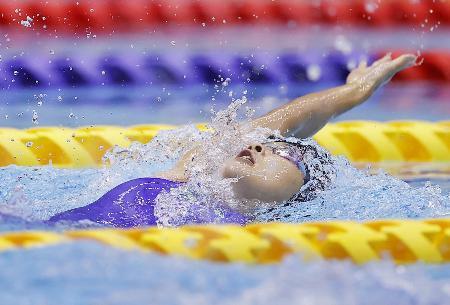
[{"xmin": 220, "ymin": 143, "xmax": 304, "ymax": 206}]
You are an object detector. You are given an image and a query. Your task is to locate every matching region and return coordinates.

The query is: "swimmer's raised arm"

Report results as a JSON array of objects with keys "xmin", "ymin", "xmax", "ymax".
[
  {"xmin": 247, "ymin": 53, "xmax": 417, "ymax": 138},
  {"xmin": 156, "ymin": 54, "xmax": 416, "ymax": 182}
]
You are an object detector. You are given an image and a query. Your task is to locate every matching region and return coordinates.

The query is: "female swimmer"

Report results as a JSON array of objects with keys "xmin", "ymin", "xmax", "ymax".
[{"xmin": 50, "ymin": 53, "xmax": 417, "ymax": 227}]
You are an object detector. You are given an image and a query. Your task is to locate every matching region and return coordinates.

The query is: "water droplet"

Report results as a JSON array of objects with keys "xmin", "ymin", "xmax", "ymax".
[
  {"xmin": 364, "ymin": 2, "xmax": 378, "ymax": 14},
  {"xmin": 32, "ymin": 110, "xmax": 38, "ymax": 124},
  {"xmin": 346, "ymin": 59, "xmax": 357, "ymax": 70},
  {"xmin": 222, "ymin": 78, "xmax": 231, "ymax": 87},
  {"xmin": 20, "ymin": 16, "xmax": 33, "ymax": 28},
  {"xmin": 334, "ymin": 35, "xmax": 352, "ymax": 54},
  {"xmin": 20, "ymin": 20, "xmax": 31, "ymax": 27},
  {"xmin": 306, "ymin": 64, "xmax": 322, "ymax": 81}
]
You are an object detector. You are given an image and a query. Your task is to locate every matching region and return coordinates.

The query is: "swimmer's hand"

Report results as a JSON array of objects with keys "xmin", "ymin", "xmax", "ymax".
[
  {"xmin": 346, "ymin": 53, "xmax": 417, "ymax": 97},
  {"xmin": 246, "ymin": 53, "xmax": 417, "ymax": 139}
]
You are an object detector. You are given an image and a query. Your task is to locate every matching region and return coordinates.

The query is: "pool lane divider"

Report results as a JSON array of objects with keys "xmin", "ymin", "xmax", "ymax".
[
  {"xmin": 2, "ymin": 219, "xmax": 450, "ymax": 264},
  {"xmin": 1, "ymin": 0, "xmax": 448, "ymax": 31},
  {"xmin": 3, "ymin": 51, "xmax": 450, "ymax": 89},
  {"xmin": 0, "ymin": 121, "xmax": 448, "ymax": 168}
]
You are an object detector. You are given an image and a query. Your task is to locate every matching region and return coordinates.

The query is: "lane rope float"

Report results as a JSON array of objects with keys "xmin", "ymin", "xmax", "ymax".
[
  {"xmin": 0, "ymin": 121, "xmax": 448, "ymax": 168},
  {"xmin": 2, "ymin": 219, "xmax": 450, "ymax": 265},
  {"xmin": 0, "ymin": 0, "xmax": 447, "ymax": 32},
  {"xmin": 3, "ymin": 51, "xmax": 449, "ymax": 90}
]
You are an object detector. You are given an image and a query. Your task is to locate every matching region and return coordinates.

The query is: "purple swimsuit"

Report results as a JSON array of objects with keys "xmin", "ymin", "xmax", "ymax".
[{"xmin": 49, "ymin": 178, "xmax": 247, "ymax": 227}]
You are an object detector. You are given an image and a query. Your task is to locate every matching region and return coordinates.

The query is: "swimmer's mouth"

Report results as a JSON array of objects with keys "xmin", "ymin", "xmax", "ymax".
[{"xmin": 236, "ymin": 149, "xmax": 255, "ymax": 166}]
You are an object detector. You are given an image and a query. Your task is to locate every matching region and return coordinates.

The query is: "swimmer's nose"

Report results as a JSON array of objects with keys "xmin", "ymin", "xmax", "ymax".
[{"xmin": 247, "ymin": 144, "xmax": 265, "ymax": 155}]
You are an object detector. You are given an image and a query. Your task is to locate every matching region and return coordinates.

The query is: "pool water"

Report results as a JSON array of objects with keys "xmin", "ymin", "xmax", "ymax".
[
  {"xmin": 1, "ymin": 83, "xmax": 449, "ymax": 128},
  {"xmin": 0, "ymin": 149, "xmax": 449, "ymax": 305},
  {"xmin": 2, "ymin": 166, "xmax": 449, "ymax": 231},
  {"xmin": 0, "ymin": 87, "xmax": 448, "ymax": 304},
  {"xmin": 0, "ymin": 120, "xmax": 449, "ymax": 229},
  {"xmin": 2, "ymin": 242, "xmax": 450, "ymax": 305},
  {"xmin": 0, "ymin": 128, "xmax": 447, "ymax": 305}
]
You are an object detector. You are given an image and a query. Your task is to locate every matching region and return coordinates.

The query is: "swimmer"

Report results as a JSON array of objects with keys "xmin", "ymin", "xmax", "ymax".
[{"xmin": 50, "ymin": 53, "xmax": 417, "ymax": 227}]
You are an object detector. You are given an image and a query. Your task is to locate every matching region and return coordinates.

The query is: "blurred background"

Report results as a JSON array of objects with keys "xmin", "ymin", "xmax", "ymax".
[{"xmin": 0, "ymin": 0, "xmax": 449, "ymax": 128}]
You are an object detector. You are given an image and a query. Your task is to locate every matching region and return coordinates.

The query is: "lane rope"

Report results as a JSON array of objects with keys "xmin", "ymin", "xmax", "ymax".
[
  {"xmin": 0, "ymin": 0, "xmax": 447, "ymax": 31},
  {"xmin": 3, "ymin": 51, "xmax": 450, "ymax": 89},
  {"xmin": 0, "ymin": 121, "xmax": 448, "ymax": 168},
  {"xmin": 2, "ymin": 219, "xmax": 450, "ymax": 264}
]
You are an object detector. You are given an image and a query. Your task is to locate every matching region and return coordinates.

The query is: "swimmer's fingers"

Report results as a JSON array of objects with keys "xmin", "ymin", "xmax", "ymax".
[
  {"xmin": 389, "ymin": 54, "xmax": 417, "ymax": 72},
  {"xmin": 373, "ymin": 54, "xmax": 417, "ymax": 86},
  {"xmin": 374, "ymin": 54, "xmax": 416, "ymax": 73},
  {"xmin": 346, "ymin": 59, "xmax": 368, "ymax": 84},
  {"xmin": 347, "ymin": 54, "xmax": 415, "ymax": 87},
  {"xmin": 371, "ymin": 53, "xmax": 392, "ymax": 68},
  {"xmin": 380, "ymin": 54, "xmax": 417, "ymax": 79}
]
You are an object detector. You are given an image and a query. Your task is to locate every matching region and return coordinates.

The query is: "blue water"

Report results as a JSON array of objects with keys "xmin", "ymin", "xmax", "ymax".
[
  {"xmin": 0, "ymin": 155, "xmax": 449, "ymax": 304},
  {"xmin": 1, "ymin": 242, "xmax": 450, "ymax": 305},
  {"xmin": 0, "ymin": 90, "xmax": 449, "ymax": 304},
  {"xmin": 1, "ymin": 83, "xmax": 449, "ymax": 128},
  {"xmin": 0, "ymin": 162, "xmax": 449, "ymax": 230}
]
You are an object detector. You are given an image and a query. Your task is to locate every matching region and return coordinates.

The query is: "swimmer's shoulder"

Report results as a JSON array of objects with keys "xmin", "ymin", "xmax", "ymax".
[{"xmin": 154, "ymin": 169, "xmax": 188, "ymax": 183}]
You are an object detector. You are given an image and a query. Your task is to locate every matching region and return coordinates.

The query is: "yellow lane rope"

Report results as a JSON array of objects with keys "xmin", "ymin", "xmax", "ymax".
[
  {"xmin": 2, "ymin": 219, "xmax": 450, "ymax": 265},
  {"xmin": 0, "ymin": 121, "xmax": 448, "ymax": 168}
]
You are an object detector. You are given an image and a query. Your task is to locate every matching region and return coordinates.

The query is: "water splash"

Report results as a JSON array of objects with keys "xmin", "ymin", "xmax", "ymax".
[
  {"xmin": 154, "ymin": 97, "xmax": 271, "ymax": 226},
  {"xmin": 256, "ymin": 156, "xmax": 450, "ymax": 223},
  {"xmin": 0, "ymin": 96, "xmax": 448, "ymax": 227}
]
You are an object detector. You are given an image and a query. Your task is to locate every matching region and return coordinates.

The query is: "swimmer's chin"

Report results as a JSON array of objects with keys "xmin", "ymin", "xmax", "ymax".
[{"xmin": 220, "ymin": 160, "xmax": 250, "ymax": 179}]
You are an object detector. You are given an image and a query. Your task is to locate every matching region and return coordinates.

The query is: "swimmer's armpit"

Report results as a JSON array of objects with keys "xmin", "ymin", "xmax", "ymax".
[{"xmin": 247, "ymin": 53, "xmax": 417, "ymax": 139}]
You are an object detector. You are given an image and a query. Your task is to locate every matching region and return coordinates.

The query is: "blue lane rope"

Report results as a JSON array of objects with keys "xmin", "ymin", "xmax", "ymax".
[{"xmin": 0, "ymin": 51, "xmax": 373, "ymax": 89}]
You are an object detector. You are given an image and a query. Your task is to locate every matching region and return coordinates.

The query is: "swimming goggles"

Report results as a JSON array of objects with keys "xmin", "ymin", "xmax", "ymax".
[{"xmin": 262, "ymin": 140, "xmax": 310, "ymax": 184}]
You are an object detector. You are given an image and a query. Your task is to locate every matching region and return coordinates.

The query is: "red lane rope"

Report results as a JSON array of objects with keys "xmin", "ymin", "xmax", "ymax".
[{"xmin": 0, "ymin": 0, "xmax": 447, "ymax": 33}]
